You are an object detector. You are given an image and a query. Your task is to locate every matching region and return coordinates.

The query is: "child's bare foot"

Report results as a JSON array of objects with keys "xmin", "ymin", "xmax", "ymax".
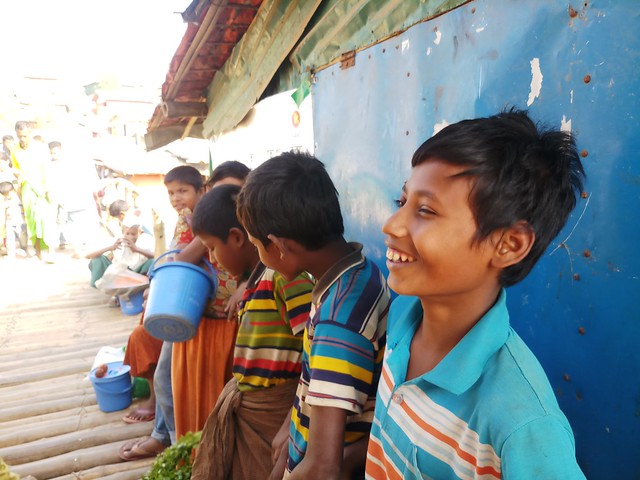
[{"xmin": 123, "ymin": 398, "xmax": 155, "ymax": 423}]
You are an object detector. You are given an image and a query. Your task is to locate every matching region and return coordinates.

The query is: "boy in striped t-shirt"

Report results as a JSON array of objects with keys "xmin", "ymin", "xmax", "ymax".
[
  {"xmin": 367, "ymin": 110, "xmax": 586, "ymax": 479},
  {"xmin": 190, "ymin": 184, "xmax": 314, "ymax": 480},
  {"xmin": 236, "ymin": 151, "xmax": 390, "ymax": 480}
]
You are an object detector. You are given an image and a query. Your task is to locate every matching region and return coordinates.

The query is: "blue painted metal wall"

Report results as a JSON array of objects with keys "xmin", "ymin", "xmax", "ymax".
[{"xmin": 312, "ymin": 1, "xmax": 639, "ymax": 478}]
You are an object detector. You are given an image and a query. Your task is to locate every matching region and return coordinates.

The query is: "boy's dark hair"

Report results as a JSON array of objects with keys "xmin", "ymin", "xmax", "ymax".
[
  {"xmin": 236, "ymin": 151, "xmax": 344, "ymax": 250},
  {"xmin": 412, "ymin": 108, "xmax": 585, "ymax": 286},
  {"xmin": 0, "ymin": 182, "xmax": 14, "ymax": 195},
  {"xmin": 108, "ymin": 200, "xmax": 129, "ymax": 218},
  {"xmin": 164, "ymin": 165, "xmax": 203, "ymax": 191},
  {"xmin": 192, "ymin": 184, "xmax": 244, "ymax": 242},
  {"xmin": 14, "ymin": 121, "xmax": 30, "ymax": 132},
  {"xmin": 206, "ymin": 161, "xmax": 250, "ymax": 188}
]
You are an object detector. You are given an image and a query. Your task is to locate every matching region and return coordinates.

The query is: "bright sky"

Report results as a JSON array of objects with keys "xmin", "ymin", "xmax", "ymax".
[{"xmin": 0, "ymin": 0, "xmax": 191, "ymax": 87}]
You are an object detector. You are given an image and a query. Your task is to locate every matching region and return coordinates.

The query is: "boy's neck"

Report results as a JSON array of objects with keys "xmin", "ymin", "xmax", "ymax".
[
  {"xmin": 303, "ymin": 237, "xmax": 353, "ymax": 281},
  {"xmin": 410, "ymin": 285, "xmax": 502, "ymax": 376}
]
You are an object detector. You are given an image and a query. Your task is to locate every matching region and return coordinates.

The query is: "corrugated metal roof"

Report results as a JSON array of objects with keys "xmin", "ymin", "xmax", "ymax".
[{"xmin": 145, "ymin": 0, "xmax": 264, "ymax": 150}]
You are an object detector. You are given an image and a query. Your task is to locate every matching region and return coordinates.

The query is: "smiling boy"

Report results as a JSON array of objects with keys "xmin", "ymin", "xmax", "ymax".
[{"xmin": 366, "ymin": 110, "xmax": 586, "ymax": 479}]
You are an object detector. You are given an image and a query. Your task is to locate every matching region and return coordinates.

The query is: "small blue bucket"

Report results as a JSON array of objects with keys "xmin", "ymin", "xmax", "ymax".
[
  {"xmin": 118, "ymin": 289, "xmax": 145, "ymax": 316},
  {"xmin": 89, "ymin": 361, "xmax": 133, "ymax": 412},
  {"xmin": 144, "ymin": 250, "xmax": 217, "ymax": 342}
]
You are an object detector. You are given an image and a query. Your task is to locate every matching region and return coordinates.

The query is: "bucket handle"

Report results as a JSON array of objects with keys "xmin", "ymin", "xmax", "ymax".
[
  {"xmin": 92, "ymin": 382, "xmax": 133, "ymax": 395},
  {"xmin": 149, "ymin": 249, "xmax": 216, "ymax": 279}
]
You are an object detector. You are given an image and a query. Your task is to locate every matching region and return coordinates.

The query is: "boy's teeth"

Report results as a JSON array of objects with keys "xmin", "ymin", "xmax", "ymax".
[{"xmin": 387, "ymin": 248, "xmax": 413, "ymax": 263}]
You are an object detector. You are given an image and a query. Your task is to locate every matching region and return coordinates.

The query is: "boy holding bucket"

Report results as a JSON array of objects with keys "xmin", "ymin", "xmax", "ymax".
[
  {"xmin": 120, "ymin": 165, "xmax": 244, "ymax": 460},
  {"xmin": 190, "ymin": 184, "xmax": 314, "ymax": 480}
]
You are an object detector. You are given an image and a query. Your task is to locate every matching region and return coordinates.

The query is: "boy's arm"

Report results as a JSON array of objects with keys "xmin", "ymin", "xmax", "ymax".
[
  {"xmin": 289, "ymin": 406, "xmax": 346, "ymax": 480},
  {"xmin": 269, "ymin": 415, "xmax": 291, "ymax": 480},
  {"xmin": 127, "ymin": 241, "xmax": 154, "ymax": 259},
  {"xmin": 84, "ymin": 240, "xmax": 119, "ymax": 259},
  {"xmin": 175, "ymin": 236, "xmax": 207, "ymax": 264},
  {"xmin": 502, "ymin": 416, "xmax": 586, "ymax": 479}
]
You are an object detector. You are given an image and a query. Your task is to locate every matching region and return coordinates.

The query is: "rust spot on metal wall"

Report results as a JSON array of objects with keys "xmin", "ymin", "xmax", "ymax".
[
  {"xmin": 584, "ymin": 74, "xmax": 592, "ymax": 84},
  {"xmin": 581, "ymin": 191, "xmax": 589, "ymax": 199},
  {"xmin": 581, "ymin": 149, "xmax": 589, "ymax": 157},
  {"xmin": 340, "ymin": 50, "xmax": 356, "ymax": 70},
  {"xmin": 578, "ymin": 327, "xmax": 586, "ymax": 335},
  {"xmin": 573, "ymin": 273, "xmax": 581, "ymax": 281},
  {"xmin": 563, "ymin": 374, "xmax": 571, "ymax": 382},
  {"xmin": 569, "ymin": 5, "xmax": 578, "ymax": 18},
  {"xmin": 583, "ymin": 249, "xmax": 591, "ymax": 258}
]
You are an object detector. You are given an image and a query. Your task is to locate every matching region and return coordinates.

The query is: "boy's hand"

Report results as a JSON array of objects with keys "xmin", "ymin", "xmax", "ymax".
[
  {"xmin": 289, "ymin": 406, "xmax": 346, "ymax": 480},
  {"xmin": 225, "ymin": 280, "xmax": 248, "ymax": 321},
  {"xmin": 271, "ymin": 417, "xmax": 290, "ymax": 465},
  {"xmin": 269, "ymin": 446, "xmax": 288, "ymax": 480}
]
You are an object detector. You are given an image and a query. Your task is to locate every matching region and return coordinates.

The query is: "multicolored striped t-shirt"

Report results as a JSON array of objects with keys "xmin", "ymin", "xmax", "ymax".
[
  {"xmin": 365, "ymin": 290, "xmax": 585, "ymax": 480},
  {"xmin": 233, "ymin": 263, "xmax": 313, "ymax": 392},
  {"xmin": 287, "ymin": 243, "xmax": 390, "ymax": 474}
]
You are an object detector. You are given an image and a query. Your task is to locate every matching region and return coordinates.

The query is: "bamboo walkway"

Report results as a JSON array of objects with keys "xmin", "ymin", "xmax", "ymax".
[{"xmin": 0, "ymin": 253, "xmax": 156, "ymax": 479}]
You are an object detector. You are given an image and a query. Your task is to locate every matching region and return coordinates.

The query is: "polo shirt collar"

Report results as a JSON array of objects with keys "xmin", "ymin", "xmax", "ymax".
[
  {"xmin": 402, "ymin": 289, "xmax": 510, "ymax": 395},
  {"xmin": 245, "ymin": 261, "xmax": 266, "ymax": 289},
  {"xmin": 311, "ymin": 242, "xmax": 364, "ymax": 304}
]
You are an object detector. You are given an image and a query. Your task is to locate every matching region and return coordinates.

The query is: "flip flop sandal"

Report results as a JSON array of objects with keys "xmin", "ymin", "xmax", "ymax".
[
  {"xmin": 119, "ymin": 437, "xmax": 166, "ymax": 462},
  {"xmin": 122, "ymin": 407, "xmax": 155, "ymax": 424}
]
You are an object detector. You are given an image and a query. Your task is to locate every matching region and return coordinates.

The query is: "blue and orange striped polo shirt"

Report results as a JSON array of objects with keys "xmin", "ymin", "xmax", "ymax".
[
  {"xmin": 366, "ymin": 289, "xmax": 586, "ymax": 479},
  {"xmin": 233, "ymin": 263, "xmax": 313, "ymax": 392},
  {"xmin": 287, "ymin": 243, "xmax": 390, "ymax": 474}
]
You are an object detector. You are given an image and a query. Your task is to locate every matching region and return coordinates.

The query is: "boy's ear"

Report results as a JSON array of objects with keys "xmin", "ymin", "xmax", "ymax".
[
  {"xmin": 491, "ymin": 221, "xmax": 535, "ymax": 269},
  {"xmin": 227, "ymin": 227, "xmax": 248, "ymax": 248},
  {"xmin": 267, "ymin": 234, "xmax": 287, "ymax": 260}
]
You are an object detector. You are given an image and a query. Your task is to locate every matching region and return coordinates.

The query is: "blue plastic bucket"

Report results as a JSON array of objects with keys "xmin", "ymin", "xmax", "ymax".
[
  {"xmin": 118, "ymin": 289, "xmax": 145, "ymax": 316},
  {"xmin": 89, "ymin": 361, "xmax": 133, "ymax": 412},
  {"xmin": 144, "ymin": 250, "xmax": 217, "ymax": 342}
]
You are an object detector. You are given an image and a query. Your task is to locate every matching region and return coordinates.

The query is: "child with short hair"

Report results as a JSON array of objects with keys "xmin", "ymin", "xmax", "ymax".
[
  {"xmin": 0, "ymin": 179, "xmax": 24, "ymax": 258},
  {"xmin": 205, "ymin": 160, "xmax": 251, "ymax": 191},
  {"xmin": 190, "ymin": 184, "xmax": 314, "ymax": 480},
  {"xmin": 120, "ymin": 165, "xmax": 242, "ymax": 461},
  {"xmin": 365, "ymin": 109, "xmax": 586, "ymax": 479},
  {"xmin": 236, "ymin": 151, "xmax": 390, "ymax": 479},
  {"xmin": 86, "ymin": 223, "xmax": 154, "ymax": 289}
]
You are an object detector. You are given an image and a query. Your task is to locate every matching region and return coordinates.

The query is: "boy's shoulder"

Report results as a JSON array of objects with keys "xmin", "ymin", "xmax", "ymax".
[
  {"xmin": 248, "ymin": 263, "xmax": 313, "ymax": 299},
  {"xmin": 313, "ymin": 243, "xmax": 387, "ymax": 302},
  {"xmin": 311, "ymin": 243, "xmax": 389, "ymax": 337}
]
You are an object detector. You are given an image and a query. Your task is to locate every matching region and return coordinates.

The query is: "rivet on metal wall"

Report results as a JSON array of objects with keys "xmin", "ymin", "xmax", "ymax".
[
  {"xmin": 583, "ymin": 249, "xmax": 591, "ymax": 258},
  {"xmin": 563, "ymin": 374, "xmax": 571, "ymax": 382},
  {"xmin": 584, "ymin": 74, "xmax": 591, "ymax": 84},
  {"xmin": 581, "ymin": 149, "xmax": 588, "ymax": 157},
  {"xmin": 573, "ymin": 273, "xmax": 581, "ymax": 281},
  {"xmin": 578, "ymin": 327, "xmax": 586, "ymax": 335},
  {"xmin": 581, "ymin": 191, "xmax": 588, "ymax": 199},
  {"xmin": 471, "ymin": 7, "xmax": 476, "ymax": 13}
]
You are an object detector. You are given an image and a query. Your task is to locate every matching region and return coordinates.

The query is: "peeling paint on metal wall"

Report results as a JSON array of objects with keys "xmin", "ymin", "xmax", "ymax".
[{"xmin": 311, "ymin": 0, "xmax": 640, "ymax": 478}]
